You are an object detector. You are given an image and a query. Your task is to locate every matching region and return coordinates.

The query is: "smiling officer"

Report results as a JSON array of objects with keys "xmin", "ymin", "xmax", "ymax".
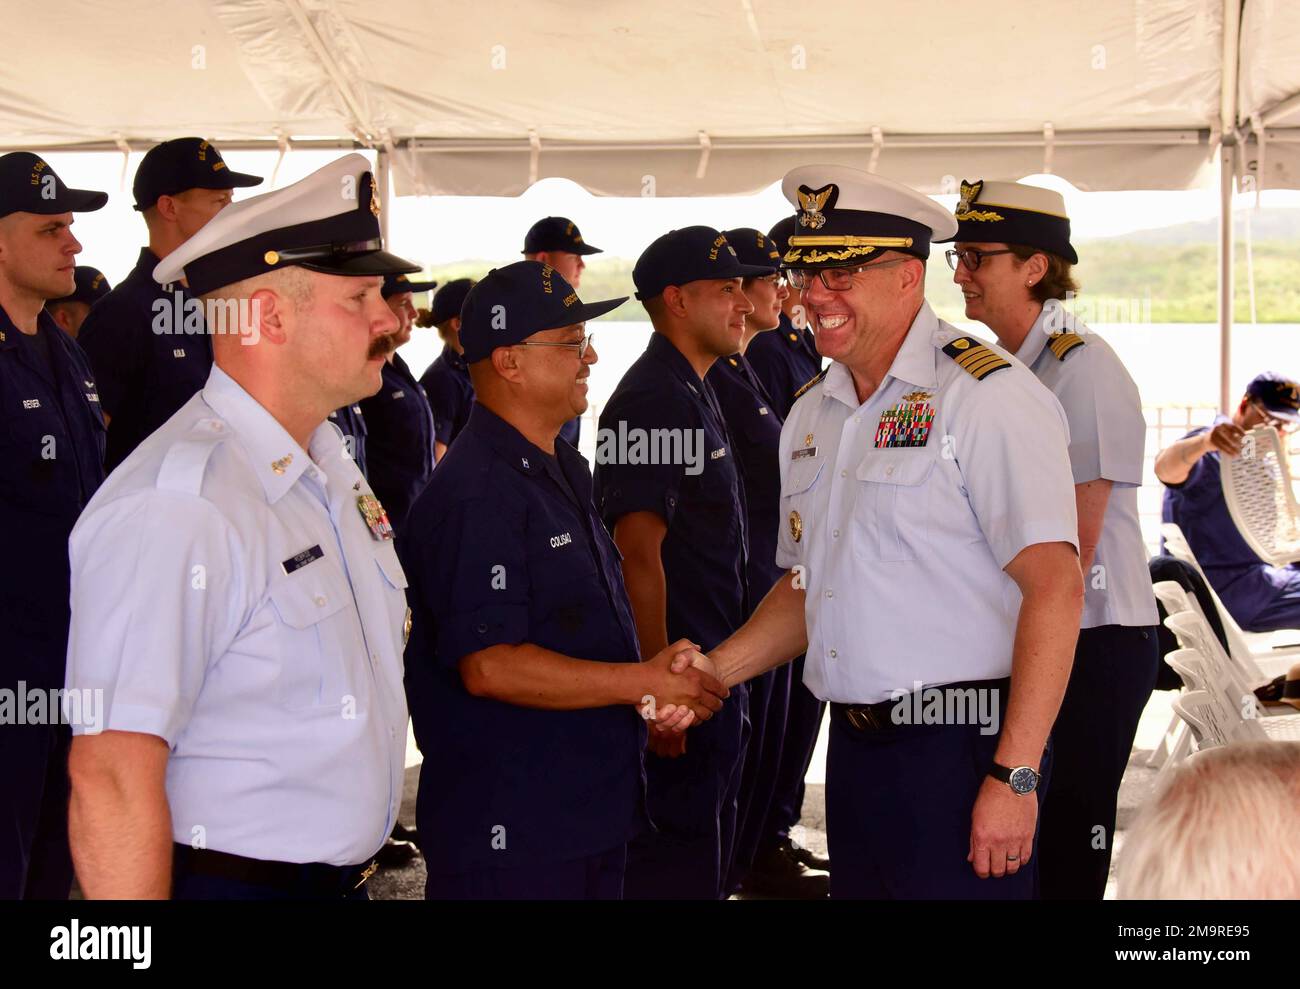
[
  {"xmin": 403, "ymin": 260, "xmax": 728, "ymax": 899},
  {"xmin": 0, "ymin": 153, "xmax": 108, "ymax": 900},
  {"xmin": 65, "ymin": 154, "xmax": 419, "ymax": 900}
]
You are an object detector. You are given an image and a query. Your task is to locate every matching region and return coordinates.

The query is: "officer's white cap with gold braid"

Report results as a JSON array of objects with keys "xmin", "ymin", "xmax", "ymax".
[
  {"xmin": 154, "ymin": 153, "xmax": 419, "ymax": 295},
  {"xmin": 779, "ymin": 164, "xmax": 957, "ymax": 268}
]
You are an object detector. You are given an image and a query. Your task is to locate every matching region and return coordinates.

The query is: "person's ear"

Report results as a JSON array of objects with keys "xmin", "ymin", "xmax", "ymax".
[
  {"xmin": 49, "ymin": 307, "xmax": 72, "ymax": 333},
  {"xmin": 661, "ymin": 284, "xmax": 689, "ymax": 319},
  {"xmin": 490, "ymin": 345, "xmax": 524, "ymax": 383},
  {"xmin": 897, "ymin": 258, "xmax": 925, "ymax": 295},
  {"xmin": 248, "ymin": 287, "xmax": 287, "ymax": 345},
  {"xmin": 1026, "ymin": 252, "xmax": 1048, "ymax": 288},
  {"xmin": 153, "ymin": 194, "xmax": 179, "ymax": 224}
]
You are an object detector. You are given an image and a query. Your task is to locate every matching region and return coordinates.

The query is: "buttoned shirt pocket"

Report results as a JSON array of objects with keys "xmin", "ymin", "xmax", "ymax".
[
  {"xmin": 854, "ymin": 451, "xmax": 936, "ymax": 563},
  {"xmin": 778, "ymin": 455, "xmax": 824, "ymax": 560},
  {"xmin": 269, "ymin": 564, "xmax": 358, "ymax": 710}
]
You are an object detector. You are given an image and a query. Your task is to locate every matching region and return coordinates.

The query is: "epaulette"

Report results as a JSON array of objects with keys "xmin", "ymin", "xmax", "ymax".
[
  {"xmin": 1047, "ymin": 332, "xmax": 1086, "ymax": 361},
  {"xmin": 941, "ymin": 337, "xmax": 1011, "ymax": 381},
  {"xmin": 156, "ymin": 418, "xmax": 228, "ymax": 495},
  {"xmin": 793, "ymin": 368, "xmax": 828, "ymax": 400}
]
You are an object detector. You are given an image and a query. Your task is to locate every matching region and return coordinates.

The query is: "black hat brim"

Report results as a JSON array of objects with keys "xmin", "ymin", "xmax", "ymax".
[
  {"xmin": 520, "ymin": 242, "xmax": 604, "ymax": 256},
  {"xmin": 299, "ymin": 249, "xmax": 421, "ymax": 279},
  {"xmin": 535, "ymin": 295, "xmax": 627, "ymax": 332},
  {"xmin": 383, "ymin": 278, "xmax": 439, "ymax": 298},
  {"xmin": 28, "ymin": 187, "xmax": 108, "ymax": 215}
]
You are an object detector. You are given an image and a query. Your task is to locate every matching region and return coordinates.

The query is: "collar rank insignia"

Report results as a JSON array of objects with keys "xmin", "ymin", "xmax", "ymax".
[
  {"xmin": 789, "ymin": 509, "xmax": 803, "ymax": 543},
  {"xmin": 1047, "ymin": 332, "xmax": 1086, "ymax": 361},
  {"xmin": 357, "ymin": 493, "xmax": 395, "ymax": 541},
  {"xmin": 875, "ymin": 398, "xmax": 936, "ymax": 448},
  {"xmin": 954, "ymin": 179, "xmax": 1003, "ymax": 222},
  {"xmin": 796, "ymin": 184, "xmax": 835, "ymax": 230},
  {"xmin": 271, "ymin": 453, "xmax": 294, "ymax": 475},
  {"xmin": 942, "ymin": 337, "xmax": 1011, "ymax": 381}
]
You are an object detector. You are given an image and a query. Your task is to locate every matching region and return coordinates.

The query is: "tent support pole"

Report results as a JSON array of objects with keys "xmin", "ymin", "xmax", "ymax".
[
  {"xmin": 1217, "ymin": 139, "xmax": 1234, "ymax": 413},
  {"xmin": 377, "ymin": 146, "xmax": 391, "ymax": 245}
]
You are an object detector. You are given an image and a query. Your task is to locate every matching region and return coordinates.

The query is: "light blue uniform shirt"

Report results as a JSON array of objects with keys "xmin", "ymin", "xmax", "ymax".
[
  {"xmin": 776, "ymin": 302, "xmax": 1079, "ymax": 704},
  {"xmin": 1013, "ymin": 300, "xmax": 1158, "ymax": 629},
  {"xmin": 66, "ymin": 367, "xmax": 409, "ymax": 867}
]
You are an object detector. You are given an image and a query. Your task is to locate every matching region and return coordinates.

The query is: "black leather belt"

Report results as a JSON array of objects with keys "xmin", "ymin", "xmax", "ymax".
[
  {"xmin": 172, "ymin": 844, "xmax": 378, "ymax": 898},
  {"xmin": 832, "ymin": 677, "xmax": 1011, "ymax": 733}
]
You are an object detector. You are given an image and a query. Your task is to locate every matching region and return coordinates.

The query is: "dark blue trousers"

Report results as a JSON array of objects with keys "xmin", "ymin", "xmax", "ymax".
[
  {"xmin": 425, "ymin": 843, "xmax": 627, "ymax": 900},
  {"xmin": 760, "ymin": 655, "xmax": 824, "ymax": 847},
  {"xmin": 825, "ymin": 697, "xmax": 1051, "ymax": 899},
  {"xmin": 171, "ymin": 865, "xmax": 371, "ymax": 901},
  {"xmin": 624, "ymin": 684, "xmax": 748, "ymax": 900},
  {"xmin": 1038, "ymin": 624, "xmax": 1159, "ymax": 900},
  {"xmin": 1, "ymin": 723, "xmax": 73, "ymax": 900},
  {"xmin": 727, "ymin": 663, "xmax": 792, "ymax": 890}
]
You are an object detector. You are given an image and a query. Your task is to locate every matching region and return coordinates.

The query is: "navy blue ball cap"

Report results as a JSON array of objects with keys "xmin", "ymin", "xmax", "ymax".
[
  {"xmin": 1246, "ymin": 372, "xmax": 1300, "ymax": 422},
  {"xmin": 381, "ymin": 272, "xmax": 438, "ymax": 298},
  {"xmin": 522, "ymin": 216, "xmax": 603, "ymax": 256},
  {"xmin": 48, "ymin": 266, "xmax": 112, "ymax": 307},
  {"xmin": 767, "ymin": 215, "xmax": 797, "ymax": 258},
  {"xmin": 459, "ymin": 261, "xmax": 626, "ymax": 364},
  {"xmin": 133, "ymin": 138, "xmax": 263, "ymax": 212},
  {"xmin": 0, "ymin": 153, "xmax": 108, "ymax": 218},
  {"xmin": 720, "ymin": 227, "xmax": 781, "ymax": 271},
  {"xmin": 632, "ymin": 226, "xmax": 775, "ymax": 301},
  {"xmin": 429, "ymin": 277, "xmax": 476, "ymax": 325}
]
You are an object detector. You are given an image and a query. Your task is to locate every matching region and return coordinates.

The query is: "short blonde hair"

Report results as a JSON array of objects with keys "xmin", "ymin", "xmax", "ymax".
[{"xmin": 1117, "ymin": 742, "xmax": 1300, "ymax": 899}]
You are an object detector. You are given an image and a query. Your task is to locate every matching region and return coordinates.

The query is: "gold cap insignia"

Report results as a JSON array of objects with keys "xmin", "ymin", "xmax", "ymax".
[
  {"xmin": 954, "ymin": 179, "xmax": 1003, "ymax": 222},
  {"xmin": 796, "ymin": 184, "xmax": 834, "ymax": 230},
  {"xmin": 264, "ymin": 250, "xmax": 279, "ymax": 265},
  {"xmin": 369, "ymin": 173, "xmax": 381, "ymax": 218},
  {"xmin": 789, "ymin": 509, "xmax": 803, "ymax": 543}
]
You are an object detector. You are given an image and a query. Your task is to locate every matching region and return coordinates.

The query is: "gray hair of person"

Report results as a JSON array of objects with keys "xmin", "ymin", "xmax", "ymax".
[{"xmin": 1117, "ymin": 741, "xmax": 1300, "ymax": 900}]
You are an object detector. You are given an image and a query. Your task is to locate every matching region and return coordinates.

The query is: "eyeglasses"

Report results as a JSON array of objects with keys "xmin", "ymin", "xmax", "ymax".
[
  {"xmin": 1250, "ymin": 399, "xmax": 1298, "ymax": 434},
  {"xmin": 945, "ymin": 248, "xmax": 1015, "ymax": 272},
  {"xmin": 515, "ymin": 333, "xmax": 595, "ymax": 360},
  {"xmin": 786, "ymin": 257, "xmax": 912, "ymax": 292}
]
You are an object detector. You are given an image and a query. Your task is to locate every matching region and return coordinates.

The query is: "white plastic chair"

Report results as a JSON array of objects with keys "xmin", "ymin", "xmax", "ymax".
[
  {"xmin": 1146, "ymin": 581, "xmax": 1196, "ymax": 770},
  {"xmin": 1172, "ymin": 690, "xmax": 1225, "ymax": 751},
  {"xmin": 1160, "ymin": 523, "xmax": 1300, "ymax": 684},
  {"xmin": 1221, "ymin": 424, "xmax": 1300, "ymax": 567}
]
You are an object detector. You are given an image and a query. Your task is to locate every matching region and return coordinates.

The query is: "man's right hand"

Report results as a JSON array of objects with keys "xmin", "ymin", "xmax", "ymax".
[
  {"xmin": 640, "ymin": 638, "xmax": 728, "ymax": 726},
  {"xmin": 1205, "ymin": 421, "xmax": 1246, "ymax": 457}
]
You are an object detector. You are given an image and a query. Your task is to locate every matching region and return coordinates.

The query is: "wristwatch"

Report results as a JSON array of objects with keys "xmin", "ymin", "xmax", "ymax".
[{"xmin": 989, "ymin": 762, "xmax": 1040, "ymax": 795}]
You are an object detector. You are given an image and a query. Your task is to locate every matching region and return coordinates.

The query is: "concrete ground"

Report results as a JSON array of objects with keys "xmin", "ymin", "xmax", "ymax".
[{"xmin": 370, "ymin": 689, "xmax": 1177, "ymax": 900}]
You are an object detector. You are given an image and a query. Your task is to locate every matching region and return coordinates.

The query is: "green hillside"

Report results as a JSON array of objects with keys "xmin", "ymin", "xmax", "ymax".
[{"xmin": 426, "ymin": 239, "xmax": 1300, "ymax": 325}]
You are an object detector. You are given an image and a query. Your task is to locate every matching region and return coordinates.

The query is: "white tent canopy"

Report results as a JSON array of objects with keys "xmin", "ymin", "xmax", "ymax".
[
  {"xmin": 3, "ymin": 0, "xmax": 1299, "ymax": 196},
  {"xmin": 3, "ymin": 0, "xmax": 1298, "ymax": 404}
]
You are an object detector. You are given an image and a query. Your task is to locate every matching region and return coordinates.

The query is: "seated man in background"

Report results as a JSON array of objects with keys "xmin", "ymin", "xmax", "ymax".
[
  {"xmin": 1117, "ymin": 741, "xmax": 1300, "ymax": 899},
  {"xmin": 1155, "ymin": 372, "xmax": 1300, "ymax": 633}
]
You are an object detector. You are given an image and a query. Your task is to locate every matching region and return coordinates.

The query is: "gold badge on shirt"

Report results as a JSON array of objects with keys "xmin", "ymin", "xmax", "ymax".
[{"xmin": 789, "ymin": 510, "xmax": 803, "ymax": 543}]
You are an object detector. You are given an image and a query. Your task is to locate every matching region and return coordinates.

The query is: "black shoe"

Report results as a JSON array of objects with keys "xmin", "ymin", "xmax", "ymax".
[
  {"xmin": 390, "ymin": 822, "xmax": 419, "ymax": 845},
  {"xmin": 376, "ymin": 837, "xmax": 418, "ymax": 869},
  {"xmin": 743, "ymin": 840, "xmax": 830, "ymax": 899},
  {"xmin": 785, "ymin": 837, "xmax": 830, "ymax": 872}
]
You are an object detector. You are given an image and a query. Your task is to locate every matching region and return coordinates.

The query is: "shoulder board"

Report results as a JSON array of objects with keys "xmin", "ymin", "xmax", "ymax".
[
  {"xmin": 1047, "ymin": 332, "xmax": 1086, "ymax": 361},
  {"xmin": 793, "ymin": 368, "xmax": 828, "ymax": 400},
  {"xmin": 941, "ymin": 337, "xmax": 1011, "ymax": 381},
  {"xmin": 156, "ymin": 419, "xmax": 228, "ymax": 495}
]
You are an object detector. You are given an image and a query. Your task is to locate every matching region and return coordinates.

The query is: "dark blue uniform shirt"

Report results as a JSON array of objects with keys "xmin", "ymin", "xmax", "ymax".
[
  {"xmin": 706, "ymin": 352, "xmax": 785, "ymax": 603},
  {"xmin": 77, "ymin": 247, "xmax": 212, "ymax": 471},
  {"xmin": 559, "ymin": 415, "xmax": 581, "ymax": 449},
  {"xmin": 0, "ymin": 308, "xmax": 105, "ymax": 684},
  {"xmin": 418, "ymin": 344, "xmax": 474, "ymax": 447},
  {"xmin": 359, "ymin": 352, "xmax": 436, "ymax": 534},
  {"xmin": 401, "ymin": 402, "xmax": 646, "ymax": 875},
  {"xmin": 1162, "ymin": 419, "xmax": 1300, "ymax": 629},
  {"xmin": 594, "ymin": 332, "xmax": 749, "ymax": 649},
  {"xmin": 744, "ymin": 314, "xmax": 822, "ymax": 420},
  {"xmin": 327, "ymin": 402, "xmax": 368, "ymax": 478}
]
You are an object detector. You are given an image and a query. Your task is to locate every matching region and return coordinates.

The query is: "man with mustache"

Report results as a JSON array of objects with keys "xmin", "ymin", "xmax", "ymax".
[{"xmin": 65, "ymin": 155, "xmax": 420, "ymax": 900}]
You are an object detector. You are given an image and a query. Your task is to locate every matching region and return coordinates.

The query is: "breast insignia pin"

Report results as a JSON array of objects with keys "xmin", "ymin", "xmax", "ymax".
[
  {"xmin": 357, "ymin": 493, "xmax": 395, "ymax": 541},
  {"xmin": 789, "ymin": 509, "xmax": 803, "ymax": 543}
]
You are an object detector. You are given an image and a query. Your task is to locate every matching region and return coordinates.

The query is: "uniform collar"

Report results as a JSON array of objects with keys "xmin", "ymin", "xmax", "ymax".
[
  {"xmin": 463, "ymin": 400, "xmax": 581, "ymax": 484},
  {"xmin": 646, "ymin": 331, "xmax": 707, "ymax": 397},
  {"xmin": 1012, "ymin": 303, "xmax": 1052, "ymax": 367},
  {"xmin": 201, "ymin": 365, "xmax": 344, "ymax": 504},
  {"xmin": 443, "ymin": 344, "xmax": 468, "ymax": 373}
]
